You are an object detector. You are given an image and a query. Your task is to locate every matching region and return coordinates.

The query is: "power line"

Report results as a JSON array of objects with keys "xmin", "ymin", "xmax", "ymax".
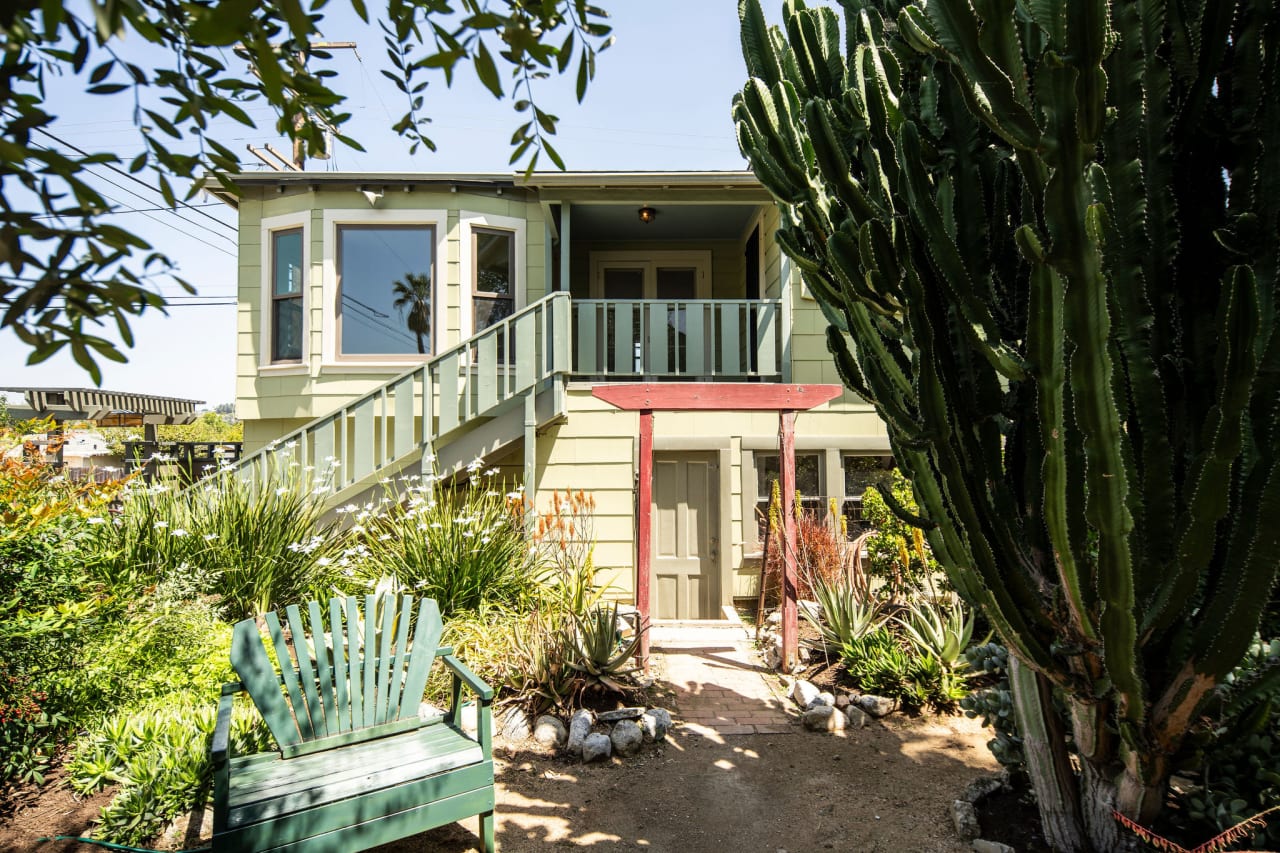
[
  {"xmin": 21, "ymin": 120, "xmax": 238, "ymax": 234},
  {"xmin": 80, "ymin": 183, "xmax": 236, "ymax": 257},
  {"xmin": 74, "ymin": 162, "xmax": 237, "ymax": 247},
  {"xmin": 32, "ymin": 203, "xmax": 224, "ymax": 219}
]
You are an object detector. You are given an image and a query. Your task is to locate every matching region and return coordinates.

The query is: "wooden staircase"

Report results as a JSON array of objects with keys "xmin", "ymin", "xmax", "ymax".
[{"xmin": 231, "ymin": 293, "xmax": 572, "ymax": 507}]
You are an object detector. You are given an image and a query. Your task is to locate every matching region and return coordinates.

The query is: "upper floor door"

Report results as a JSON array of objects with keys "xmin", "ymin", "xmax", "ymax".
[{"xmin": 589, "ymin": 251, "xmax": 712, "ymax": 300}]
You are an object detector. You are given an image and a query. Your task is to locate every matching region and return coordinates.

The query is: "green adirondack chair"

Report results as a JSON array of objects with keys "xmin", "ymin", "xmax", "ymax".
[{"xmin": 210, "ymin": 594, "xmax": 496, "ymax": 853}]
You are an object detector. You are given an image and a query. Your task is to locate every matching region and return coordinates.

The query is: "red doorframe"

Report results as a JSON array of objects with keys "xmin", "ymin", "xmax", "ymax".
[{"xmin": 594, "ymin": 383, "xmax": 841, "ymax": 671}]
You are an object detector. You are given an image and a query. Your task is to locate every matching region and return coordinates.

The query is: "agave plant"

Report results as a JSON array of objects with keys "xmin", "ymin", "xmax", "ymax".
[
  {"xmin": 803, "ymin": 574, "xmax": 886, "ymax": 653},
  {"xmin": 895, "ymin": 591, "xmax": 980, "ymax": 671},
  {"xmin": 568, "ymin": 602, "xmax": 642, "ymax": 693}
]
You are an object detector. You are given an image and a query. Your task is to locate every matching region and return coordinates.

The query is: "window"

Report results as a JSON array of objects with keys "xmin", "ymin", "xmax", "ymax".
[
  {"xmin": 270, "ymin": 229, "xmax": 304, "ymax": 362},
  {"xmin": 473, "ymin": 227, "xmax": 514, "ymax": 334},
  {"xmin": 841, "ymin": 454, "xmax": 895, "ymax": 538},
  {"xmin": 337, "ymin": 225, "xmax": 435, "ymax": 356},
  {"xmin": 754, "ymin": 451, "xmax": 822, "ymax": 543}
]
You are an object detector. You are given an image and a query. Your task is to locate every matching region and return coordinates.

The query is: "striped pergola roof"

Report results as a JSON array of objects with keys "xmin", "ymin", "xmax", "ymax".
[{"xmin": 1, "ymin": 387, "xmax": 203, "ymax": 425}]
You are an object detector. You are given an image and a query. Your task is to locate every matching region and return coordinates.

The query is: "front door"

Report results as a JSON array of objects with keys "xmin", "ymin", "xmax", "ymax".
[{"xmin": 652, "ymin": 452, "xmax": 719, "ymax": 619}]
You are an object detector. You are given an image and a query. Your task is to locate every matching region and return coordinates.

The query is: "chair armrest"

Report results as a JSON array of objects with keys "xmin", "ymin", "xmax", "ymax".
[
  {"xmin": 440, "ymin": 654, "xmax": 494, "ymax": 703},
  {"xmin": 211, "ymin": 682, "xmax": 242, "ymax": 768}
]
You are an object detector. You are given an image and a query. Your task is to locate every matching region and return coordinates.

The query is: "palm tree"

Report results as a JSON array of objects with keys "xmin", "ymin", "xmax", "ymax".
[{"xmin": 391, "ymin": 272, "xmax": 431, "ymax": 354}]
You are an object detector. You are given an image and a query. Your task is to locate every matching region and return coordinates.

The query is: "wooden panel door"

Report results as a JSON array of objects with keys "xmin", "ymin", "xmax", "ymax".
[{"xmin": 652, "ymin": 453, "xmax": 719, "ymax": 619}]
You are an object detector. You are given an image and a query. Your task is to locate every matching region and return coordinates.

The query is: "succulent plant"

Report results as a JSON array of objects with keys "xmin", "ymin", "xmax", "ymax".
[{"xmin": 736, "ymin": 0, "xmax": 1280, "ymax": 848}]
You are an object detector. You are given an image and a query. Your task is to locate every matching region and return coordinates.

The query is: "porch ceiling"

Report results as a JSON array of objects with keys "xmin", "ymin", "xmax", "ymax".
[{"xmin": 571, "ymin": 203, "xmax": 759, "ymax": 241}]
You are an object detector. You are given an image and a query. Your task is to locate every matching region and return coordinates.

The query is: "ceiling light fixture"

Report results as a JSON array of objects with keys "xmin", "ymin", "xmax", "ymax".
[{"xmin": 638, "ymin": 206, "xmax": 657, "ymax": 224}]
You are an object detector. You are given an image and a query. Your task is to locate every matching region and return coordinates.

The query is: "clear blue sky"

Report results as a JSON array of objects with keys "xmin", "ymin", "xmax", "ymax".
[{"xmin": 1, "ymin": 2, "xmax": 762, "ymax": 408}]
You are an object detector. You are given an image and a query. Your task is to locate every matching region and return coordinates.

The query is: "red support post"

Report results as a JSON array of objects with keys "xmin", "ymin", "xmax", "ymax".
[
  {"xmin": 779, "ymin": 410, "xmax": 798, "ymax": 672},
  {"xmin": 637, "ymin": 410, "xmax": 654, "ymax": 672}
]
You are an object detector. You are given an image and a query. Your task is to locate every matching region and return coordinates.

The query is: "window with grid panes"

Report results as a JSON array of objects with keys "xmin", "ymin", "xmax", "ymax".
[
  {"xmin": 841, "ymin": 454, "xmax": 896, "ymax": 538},
  {"xmin": 754, "ymin": 451, "xmax": 823, "ymax": 545}
]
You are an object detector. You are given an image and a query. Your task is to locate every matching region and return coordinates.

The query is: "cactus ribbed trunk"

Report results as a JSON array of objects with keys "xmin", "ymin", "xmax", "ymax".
[{"xmin": 736, "ymin": 0, "xmax": 1280, "ymax": 846}]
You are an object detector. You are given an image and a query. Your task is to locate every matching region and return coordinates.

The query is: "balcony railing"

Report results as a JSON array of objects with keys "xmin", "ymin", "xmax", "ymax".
[{"xmin": 573, "ymin": 298, "xmax": 783, "ymax": 380}]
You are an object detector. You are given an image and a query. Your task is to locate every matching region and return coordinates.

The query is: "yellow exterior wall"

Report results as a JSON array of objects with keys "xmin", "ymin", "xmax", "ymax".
[
  {"xmin": 526, "ymin": 386, "xmax": 887, "ymax": 607},
  {"xmin": 236, "ymin": 187, "xmax": 543, "ymax": 450}
]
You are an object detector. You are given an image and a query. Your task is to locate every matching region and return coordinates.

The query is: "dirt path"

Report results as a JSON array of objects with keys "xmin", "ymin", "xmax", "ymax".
[
  {"xmin": 391, "ymin": 713, "xmax": 998, "ymax": 853},
  {"xmin": 2, "ymin": 712, "xmax": 997, "ymax": 853}
]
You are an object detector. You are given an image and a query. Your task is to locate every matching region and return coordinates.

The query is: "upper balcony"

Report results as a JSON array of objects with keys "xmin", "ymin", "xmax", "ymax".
[
  {"xmin": 572, "ymin": 297, "xmax": 782, "ymax": 381},
  {"xmin": 538, "ymin": 178, "xmax": 788, "ymax": 384}
]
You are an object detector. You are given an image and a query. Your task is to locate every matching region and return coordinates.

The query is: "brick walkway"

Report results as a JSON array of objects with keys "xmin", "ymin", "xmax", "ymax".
[{"xmin": 650, "ymin": 622, "xmax": 796, "ymax": 737}]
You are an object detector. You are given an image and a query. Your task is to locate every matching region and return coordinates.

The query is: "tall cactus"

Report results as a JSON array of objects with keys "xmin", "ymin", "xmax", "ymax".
[{"xmin": 735, "ymin": 0, "xmax": 1279, "ymax": 848}]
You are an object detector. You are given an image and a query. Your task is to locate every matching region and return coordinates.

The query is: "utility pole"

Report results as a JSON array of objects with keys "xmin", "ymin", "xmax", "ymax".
[
  {"xmin": 239, "ymin": 41, "xmax": 358, "ymax": 171},
  {"xmin": 291, "ymin": 42, "xmax": 356, "ymax": 170}
]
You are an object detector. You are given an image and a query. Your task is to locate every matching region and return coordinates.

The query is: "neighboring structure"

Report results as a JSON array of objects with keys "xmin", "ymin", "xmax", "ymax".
[{"xmin": 212, "ymin": 171, "xmax": 892, "ymax": 622}]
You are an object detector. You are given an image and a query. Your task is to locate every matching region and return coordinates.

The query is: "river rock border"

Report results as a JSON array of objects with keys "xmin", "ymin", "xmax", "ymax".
[
  {"xmin": 525, "ymin": 707, "xmax": 675, "ymax": 763},
  {"xmin": 785, "ymin": 678, "xmax": 898, "ymax": 731}
]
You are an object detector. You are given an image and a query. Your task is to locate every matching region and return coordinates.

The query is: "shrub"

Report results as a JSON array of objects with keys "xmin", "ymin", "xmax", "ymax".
[
  {"xmin": 0, "ymin": 528, "xmax": 106, "ymax": 788},
  {"xmin": 352, "ymin": 472, "xmax": 538, "ymax": 619},
  {"xmin": 67, "ymin": 692, "xmax": 271, "ymax": 848},
  {"xmin": 960, "ymin": 642, "xmax": 1025, "ymax": 770},
  {"xmin": 803, "ymin": 574, "xmax": 886, "ymax": 653},
  {"xmin": 83, "ymin": 456, "xmax": 337, "ymax": 618},
  {"xmin": 50, "ymin": 596, "xmax": 235, "ymax": 725},
  {"xmin": 763, "ymin": 501, "xmax": 859, "ymax": 602},
  {"xmin": 860, "ymin": 470, "xmax": 941, "ymax": 604},
  {"xmin": 840, "ymin": 626, "xmax": 963, "ymax": 711},
  {"xmin": 1173, "ymin": 635, "xmax": 1280, "ymax": 849}
]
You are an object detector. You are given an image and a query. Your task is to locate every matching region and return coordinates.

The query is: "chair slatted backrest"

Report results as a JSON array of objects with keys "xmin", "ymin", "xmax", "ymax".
[{"xmin": 231, "ymin": 594, "xmax": 444, "ymax": 752}]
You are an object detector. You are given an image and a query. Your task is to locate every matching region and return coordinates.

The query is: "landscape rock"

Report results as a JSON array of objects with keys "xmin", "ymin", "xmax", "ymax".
[
  {"xmin": 499, "ymin": 707, "xmax": 532, "ymax": 741},
  {"xmin": 845, "ymin": 706, "xmax": 870, "ymax": 729},
  {"xmin": 610, "ymin": 719, "xmax": 644, "ymax": 756},
  {"xmin": 764, "ymin": 643, "xmax": 782, "ymax": 670},
  {"xmin": 566, "ymin": 709, "xmax": 593, "ymax": 756},
  {"xmin": 951, "ymin": 800, "xmax": 981, "ymax": 841},
  {"xmin": 961, "ymin": 774, "xmax": 1005, "ymax": 804},
  {"xmin": 642, "ymin": 708, "xmax": 673, "ymax": 742},
  {"xmin": 791, "ymin": 679, "xmax": 821, "ymax": 708},
  {"xmin": 533, "ymin": 715, "xmax": 567, "ymax": 748},
  {"xmin": 458, "ymin": 703, "xmax": 478, "ymax": 734},
  {"xmin": 802, "ymin": 704, "xmax": 847, "ymax": 732},
  {"xmin": 582, "ymin": 732, "xmax": 612, "ymax": 763},
  {"xmin": 971, "ymin": 840, "xmax": 1015, "ymax": 853},
  {"xmin": 598, "ymin": 706, "xmax": 645, "ymax": 722},
  {"xmin": 857, "ymin": 694, "xmax": 896, "ymax": 718},
  {"xmin": 834, "ymin": 693, "xmax": 852, "ymax": 709},
  {"xmin": 806, "ymin": 691, "xmax": 836, "ymax": 709},
  {"xmin": 766, "ymin": 609, "xmax": 782, "ymax": 625}
]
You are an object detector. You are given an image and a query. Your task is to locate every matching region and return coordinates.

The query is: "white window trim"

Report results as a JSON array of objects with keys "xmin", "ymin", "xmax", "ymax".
[
  {"xmin": 321, "ymin": 207, "xmax": 448, "ymax": 367},
  {"xmin": 587, "ymin": 250, "xmax": 713, "ymax": 299},
  {"xmin": 259, "ymin": 211, "xmax": 311, "ymax": 373},
  {"xmin": 459, "ymin": 210, "xmax": 526, "ymax": 339}
]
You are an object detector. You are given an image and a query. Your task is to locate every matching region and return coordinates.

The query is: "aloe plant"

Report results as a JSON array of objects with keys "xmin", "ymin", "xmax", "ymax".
[
  {"xmin": 895, "ymin": 592, "xmax": 977, "ymax": 671},
  {"xmin": 736, "ymin": 1, "xmax": 1280, "ymax": 849},
  {"xmin": 803, "ymin": 574, "xmax": 886, "ymax": 652},
  {"xmin": 569, "ymin": 602, "xmax": 642, "ymax": 694}
]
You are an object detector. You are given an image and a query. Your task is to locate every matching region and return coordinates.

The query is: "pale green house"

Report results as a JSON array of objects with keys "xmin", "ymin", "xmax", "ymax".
[{"xmin": 216, "ymin": 170, "xmax": 891, "ymax": 620}]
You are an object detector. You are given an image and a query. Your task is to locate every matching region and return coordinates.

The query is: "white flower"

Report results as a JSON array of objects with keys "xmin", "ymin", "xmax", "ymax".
[
  {"xmin": 484, "ymin": 467, "xmax": 499, "ymax": 477},
  {"xmin": 378, "ymin": 534, "xmax": 393, "ymax": 542},
  {"xmin": 171, "ymin": 529, "xmax": 188, "ymax": 537},
  {"xmin": 505, "ymin": 491, "xmax": 522, "ymax": 500},
  {"xmin": 466, "ymin": 457, "xmax": 483, "ymax": 473},
  {"xmin": 87, "ymin": 517, "xmax": 106, "ymax": 525},
  {"xmin": 275, "ymin": 487, "xmax": 289, "ymax": 496},
  {"xmin": 317, "ymin": 557, "xmax": 333, "ymax": 566},
  {"xmin": 203, "ymin": 534, "xmax": 219, "ymax": 541},
  {"xmin": 485, "ymin": 490, "xmax": 499, "ymax": 497},
  {"xmin": 153, "ymin": 520, "xmax": 169, "ymax": 529}
]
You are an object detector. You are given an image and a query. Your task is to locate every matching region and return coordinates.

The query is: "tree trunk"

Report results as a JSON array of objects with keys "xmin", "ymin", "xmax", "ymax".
[{"xmin": 1010, "ymin": 655, "xmax": 1090, "ymax": 851}]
